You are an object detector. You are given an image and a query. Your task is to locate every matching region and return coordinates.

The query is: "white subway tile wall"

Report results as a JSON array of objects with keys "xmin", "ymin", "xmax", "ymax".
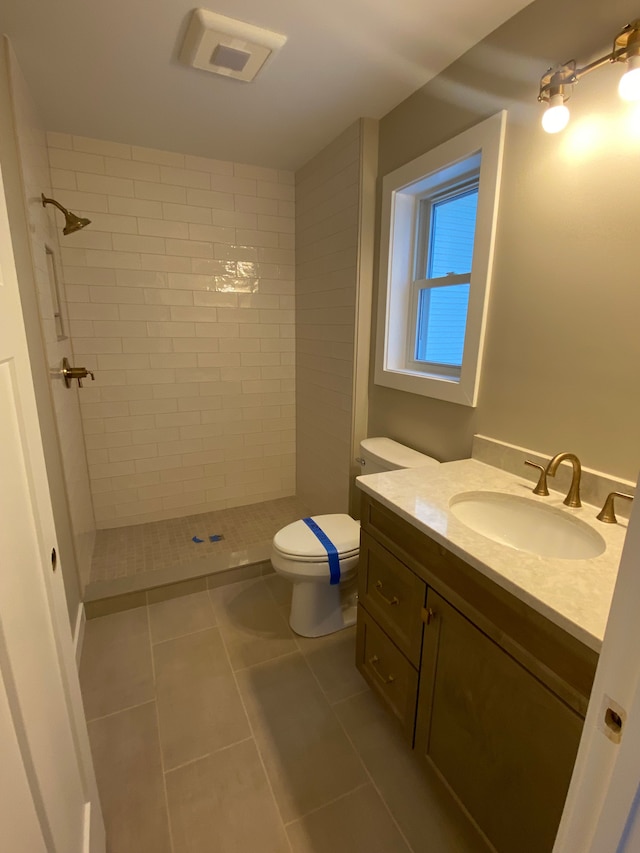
[
  {"xmin": 48, "ymin": 134, "xmax": 295, "ymax": 528},
  {"xmin": 295, "ymin": 122, "xmax": 361, "ymax": 514}
]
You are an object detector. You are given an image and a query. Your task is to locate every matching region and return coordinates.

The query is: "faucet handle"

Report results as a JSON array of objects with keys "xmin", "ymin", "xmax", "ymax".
[
  {"xmin": 596, "ymin": 492, "xmax": 634, "ymax": 524},
  {"xmin": 61, "ymin": 357, "xmax": 96, "ymax": 389},
  {"xmin": 524, "ymin": 460, "xmax": 549, "ymax": 496}
]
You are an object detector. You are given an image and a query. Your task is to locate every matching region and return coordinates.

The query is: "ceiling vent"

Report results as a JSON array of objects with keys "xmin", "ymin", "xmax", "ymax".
[{"xmin": 180, "ymin": 9, "xmax": 287, "ymax": 82}]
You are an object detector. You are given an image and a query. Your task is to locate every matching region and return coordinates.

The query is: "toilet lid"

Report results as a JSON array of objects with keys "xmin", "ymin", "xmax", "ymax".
[
  {"xmin": 360, "ymin": 437, "xmax": 440, "ymax": 469},
  {"xmin": 273, "ymin": 514, "xmax": 360, "ymax": 560}
]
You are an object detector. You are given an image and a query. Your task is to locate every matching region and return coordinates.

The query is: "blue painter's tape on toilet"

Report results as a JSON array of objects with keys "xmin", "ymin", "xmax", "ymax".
[{"xmin": 301, "ymin": 517, "xmax": 341, "ymax": 585}]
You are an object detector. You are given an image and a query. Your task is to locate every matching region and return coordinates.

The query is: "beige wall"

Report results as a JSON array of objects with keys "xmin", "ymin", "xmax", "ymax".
[
  {"xmin": 369, "ymin": 0, "xmax": 640, "ymax": 483},
  {"xmin": 47, "ymin": 134, "xmax": 295, "ymax": 527},
  {"xmin": 0, "ymin": 40, "xmax": 88, "ymax": 621},
  {"xmin": 295, "ymin": 120, "xmax": 377, "ymax": 514}
]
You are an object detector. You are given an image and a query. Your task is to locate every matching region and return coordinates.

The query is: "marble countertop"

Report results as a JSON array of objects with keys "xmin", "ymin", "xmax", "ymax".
[{"xmin": 356, "ymin": 459, "xmax": 628, "ymax": 652}]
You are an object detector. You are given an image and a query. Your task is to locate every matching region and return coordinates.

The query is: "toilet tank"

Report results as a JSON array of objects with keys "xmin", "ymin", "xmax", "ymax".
[{"xmin": 358, "ymin": 437, "xmax": 439, "ymax": 475}]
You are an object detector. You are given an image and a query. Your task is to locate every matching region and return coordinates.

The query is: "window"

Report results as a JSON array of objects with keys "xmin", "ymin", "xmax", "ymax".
[{"xmin": 375, "ymin": 111, "xmax": 506, "ymax": 407}]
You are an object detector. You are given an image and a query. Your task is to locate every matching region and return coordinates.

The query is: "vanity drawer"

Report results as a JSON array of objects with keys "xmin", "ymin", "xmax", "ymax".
[
  {"xmin": 358, "ymin": 530, "xmax": 426, "ymax": 666},
  {"xmin": 356, "ymin": 604, "xmax": 419, "ymax": 742}
]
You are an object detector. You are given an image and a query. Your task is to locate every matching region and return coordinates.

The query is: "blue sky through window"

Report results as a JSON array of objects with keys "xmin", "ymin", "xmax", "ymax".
[{"xmin": 416, "ymin": 186, "xmax": 478, "ymax": 366}]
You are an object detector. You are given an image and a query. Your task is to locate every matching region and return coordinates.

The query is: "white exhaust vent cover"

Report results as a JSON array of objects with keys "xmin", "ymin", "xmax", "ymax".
[{"xmin": 180, "ymin": 9, "xmax": 287, "ymax": 82}]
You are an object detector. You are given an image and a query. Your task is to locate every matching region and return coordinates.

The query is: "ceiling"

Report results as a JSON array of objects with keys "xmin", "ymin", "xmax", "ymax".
[{"xmin": 0, "ymin": 0, "xmax": 533, "ymax": 170}]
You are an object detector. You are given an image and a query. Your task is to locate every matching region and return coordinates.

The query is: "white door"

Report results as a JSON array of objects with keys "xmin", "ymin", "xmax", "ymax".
[
  {"xmin": 0, "ymin": 150, "xmax": 104, "ymax": 849},
  {"xmin": 554, "ymin": 487, "xmax": 640, "ymax": 852}
]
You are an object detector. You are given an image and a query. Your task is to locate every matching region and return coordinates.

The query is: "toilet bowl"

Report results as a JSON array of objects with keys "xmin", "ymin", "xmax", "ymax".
[{"xmin": 271, "ymin": 438, "xmax": 439, "ymax": 638}]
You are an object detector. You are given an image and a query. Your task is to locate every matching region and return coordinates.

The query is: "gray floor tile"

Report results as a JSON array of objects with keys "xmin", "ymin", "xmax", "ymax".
[
  {"xmin": 264, "ymin": 572, "xmax": 292, "ymax": 616},
  {"xmin": 166, "ymin": 739, "xmax": 290, "ymax": 853},
  {"xmin": 334, "ymin": 691, "xmax": 491, "ymax": 853},
  {"xmin": 149, "ymin": 590, "xmax": 216, "ymax": 644},
  {"xmin": 209, "ymin": 578, "xmax": 298, "ymax": 670},
  {"xmin": 287, "ymin": 784, "xmax": 411, "ymax": 853},
  {"xmin": 153, "ymin": 627, "xmax": 250, "ymax": 770},
  {"xmin": 80, "ymin": 607, "xmax": 154, "ymax": 721},
  {"xmin": 236, "ymin": 651, "xmax": 367, "ymax": 823},
  {"xmin": 88, "ymin": 702, "xmax": 171, "ymax": 853},
  {"xmin": 297, "ymin": 625, "xmax": 369, "ymax": 704}
]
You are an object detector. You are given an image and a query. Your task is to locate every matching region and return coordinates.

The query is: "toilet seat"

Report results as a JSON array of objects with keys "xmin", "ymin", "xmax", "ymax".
[
  {"xmin": 272, "ymin": 514, "xmax": 360, "ymax": 561},
  {"xmin": 270, "ymin": 549, "xmax": 359, "ymax": 582},
  {"xmin": 272, "ymin": 545, "xmax": 359, "ymax": 564}
]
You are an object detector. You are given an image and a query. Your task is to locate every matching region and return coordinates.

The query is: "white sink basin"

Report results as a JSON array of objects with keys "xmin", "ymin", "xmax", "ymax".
[{"xmin": 449, "ymin": 491, "xmax": 606, "ymax": 560}]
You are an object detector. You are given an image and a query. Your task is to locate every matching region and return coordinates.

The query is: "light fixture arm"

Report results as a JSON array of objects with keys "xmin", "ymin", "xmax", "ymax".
[{"xmin": 538, "ymin": 19, "xmax": 640, "ymax": 103}]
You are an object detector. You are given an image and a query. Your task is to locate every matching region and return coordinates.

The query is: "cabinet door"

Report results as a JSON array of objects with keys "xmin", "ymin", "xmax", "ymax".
[{"xmin": 415, "ymin": 590, "xmax": 583, "ymax": 853}]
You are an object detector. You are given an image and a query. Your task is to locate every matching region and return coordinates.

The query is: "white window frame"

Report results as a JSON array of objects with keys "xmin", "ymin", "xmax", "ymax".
[{"xmin": 375, "ymin": 110, "xmax": 506, "ymax": 407}]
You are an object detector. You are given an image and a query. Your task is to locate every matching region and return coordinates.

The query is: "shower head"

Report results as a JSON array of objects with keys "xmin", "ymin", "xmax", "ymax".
[{"xmin": 41, "ymin": 194, "xmax": 91, "ymax": 235}]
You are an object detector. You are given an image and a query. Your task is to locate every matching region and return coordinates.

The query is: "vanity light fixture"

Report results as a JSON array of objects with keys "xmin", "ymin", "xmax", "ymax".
[{"xmin": 539, "ymin": 19, "xmax": 640, "ymax": 133}]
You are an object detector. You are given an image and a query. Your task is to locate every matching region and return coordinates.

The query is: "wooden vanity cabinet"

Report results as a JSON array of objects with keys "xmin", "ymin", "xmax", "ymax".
[{"xmin": 356, "ymin": 495, "xmax": 599, "ymax": 853}]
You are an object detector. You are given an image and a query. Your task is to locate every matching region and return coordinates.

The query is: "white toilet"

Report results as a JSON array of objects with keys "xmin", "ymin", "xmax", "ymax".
[{"xmin": 271, "ymin": 437, "xmax": 439, "ymax": 637}]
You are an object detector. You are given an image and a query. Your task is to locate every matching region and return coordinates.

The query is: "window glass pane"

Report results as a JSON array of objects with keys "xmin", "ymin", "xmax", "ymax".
[
  {"xmin": 415, "ymin": 284, "xmax": 470, "ymax": 366},
  {"xmin": 428, "ymin": 188, "xmax": 478, "ymax": 278}
]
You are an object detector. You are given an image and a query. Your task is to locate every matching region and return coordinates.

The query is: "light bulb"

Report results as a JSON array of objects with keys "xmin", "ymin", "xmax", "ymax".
[
  {"xmin": 542, "ymin": 93, "xmax": 570, "ymax": 134},
  {"xmin": 619, "ymin": 55, "xmax": 640, "ymax": 101}
]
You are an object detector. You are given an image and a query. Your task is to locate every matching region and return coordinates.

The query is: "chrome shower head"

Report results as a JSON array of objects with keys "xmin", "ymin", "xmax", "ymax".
[{"xmin": 41, "ymin": 194, "xmax": 91, "ymax": 235}]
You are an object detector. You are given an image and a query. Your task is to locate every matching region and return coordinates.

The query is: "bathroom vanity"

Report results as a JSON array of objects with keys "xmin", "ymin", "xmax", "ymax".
[{"xmin": 355, "ymin": 459, "xmax": 626, "ymax": 853}]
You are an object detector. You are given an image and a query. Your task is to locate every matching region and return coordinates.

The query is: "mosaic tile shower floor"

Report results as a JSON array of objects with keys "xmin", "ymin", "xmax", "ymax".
[{"xmin": 88, "ymin": 496, "xmax": 309, "ymax": 592}]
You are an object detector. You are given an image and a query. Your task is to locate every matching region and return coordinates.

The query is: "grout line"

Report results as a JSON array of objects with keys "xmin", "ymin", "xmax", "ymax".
[
  {"xmin": 85, "ymin": 698, "xmax": 155, "ymax": 725},
  {"xmin": 327, "ymin": 684, "xmax": 370, "ymax": 707},
  {"xmin": 147, "ymin": 605, "xmax": 177, "ymax": 853},
  {"xmin": 298, "ymin": 633, "xmax": 416, "ymax": 853},
  {"xmin": 215, "ymin": 598, "xmax": 296, "ymax": 853},
  {"xmin": 261, "ymin": 574, "xmax": 414, "ymax": 846},
  {"xmin": 163, "ymin": 735, "xmax": 254, "ymax": 776},
  {"xmin": 282, "ymin": 781, "xmax": 371, "ymax": 827},
  {"xmin": 151, "ymin": 623, "xmax": 218, "ymax": 647},
  {"xmin": 230, "ymin": 646, "xmax": 300, "ymax": 674}
]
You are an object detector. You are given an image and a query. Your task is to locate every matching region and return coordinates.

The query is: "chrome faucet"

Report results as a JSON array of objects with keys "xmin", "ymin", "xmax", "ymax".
[{"xmin": 524, "ymin": 452, "xmax": 582, "ymax": 507}]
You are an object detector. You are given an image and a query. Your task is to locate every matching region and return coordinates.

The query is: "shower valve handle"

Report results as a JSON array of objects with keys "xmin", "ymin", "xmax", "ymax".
[{"xmin": 62, "ymin": 357, "xmax": 95, "ymax": 388}]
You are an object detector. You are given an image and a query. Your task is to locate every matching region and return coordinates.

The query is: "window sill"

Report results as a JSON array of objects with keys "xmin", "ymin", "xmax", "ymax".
[{"xmin": 375, "ymin": 365, "xmax": 475, "ymax": 406}]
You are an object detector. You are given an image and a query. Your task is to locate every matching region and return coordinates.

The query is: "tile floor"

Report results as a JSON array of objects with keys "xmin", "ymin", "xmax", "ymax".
[
  {"xmin": 80, "ymin": 574, "xmax": 491, "ymax": 853},
  {"xmin": 90, "ymin": 497, "xmax": 309, "ymax": 583}
]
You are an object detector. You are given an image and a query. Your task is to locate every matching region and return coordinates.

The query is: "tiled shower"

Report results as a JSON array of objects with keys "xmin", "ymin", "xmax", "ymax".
[
  {"xmin": 48, "ymin": 133, "xmax": 297, "ymax": 529},
  {"xmin": 7, "ymin": 38, "xmax": 374, "ymax": 610}
]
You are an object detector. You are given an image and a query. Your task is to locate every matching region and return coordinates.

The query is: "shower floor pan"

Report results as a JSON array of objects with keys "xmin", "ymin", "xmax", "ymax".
[{"xmin": 84, "ymin": 496, "xmax": 309, "ymax": 616}]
